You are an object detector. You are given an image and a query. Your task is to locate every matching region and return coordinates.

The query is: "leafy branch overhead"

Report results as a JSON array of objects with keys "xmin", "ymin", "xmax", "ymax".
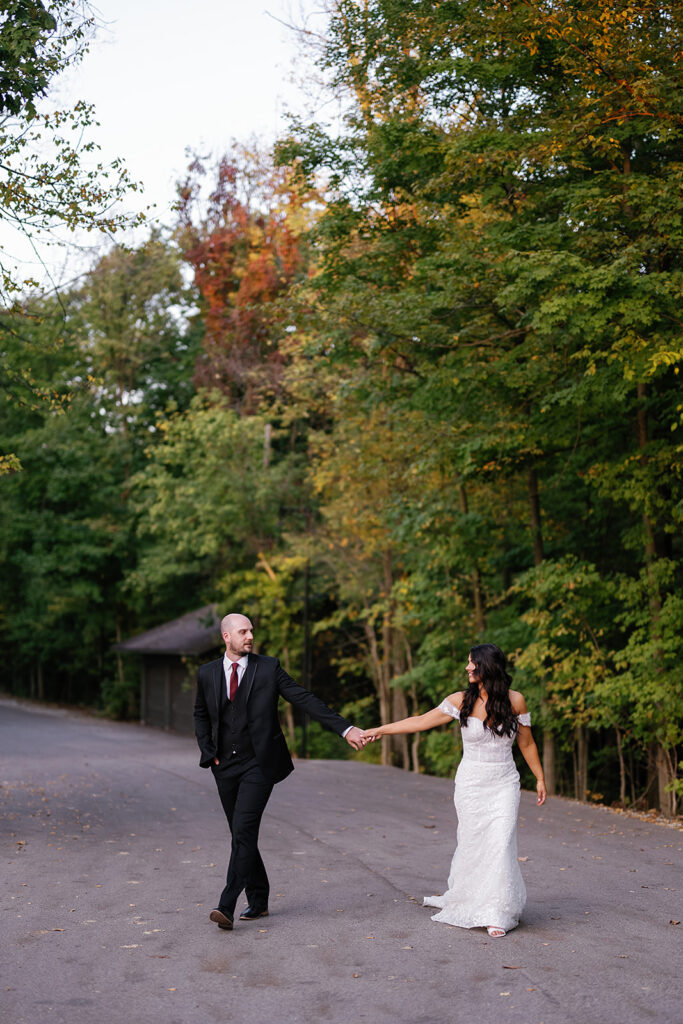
[{"xmin": 0, "ymin": 1, "xmax": 145, "ymax": 300}]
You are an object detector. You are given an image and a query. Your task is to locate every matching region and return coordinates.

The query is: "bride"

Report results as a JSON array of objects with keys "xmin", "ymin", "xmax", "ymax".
[{"xmin": 361, "ymin": 643, "xmax": 546, "ymax": 938}]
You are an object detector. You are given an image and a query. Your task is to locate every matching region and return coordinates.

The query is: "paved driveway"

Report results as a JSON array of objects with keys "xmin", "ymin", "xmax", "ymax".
[{"xmin": 1, "ymin": 700, "xmax": 681, "ymax": 1024}]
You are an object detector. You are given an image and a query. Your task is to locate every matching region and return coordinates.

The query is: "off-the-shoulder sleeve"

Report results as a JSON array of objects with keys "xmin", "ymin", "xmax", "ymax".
[
  {"xmin": 438, "ymin": 699, "xmax": 460, "ymax": 720},
  {"xmin": 517, "ymin": 712, "xmax": 531, "ymax": 727}
]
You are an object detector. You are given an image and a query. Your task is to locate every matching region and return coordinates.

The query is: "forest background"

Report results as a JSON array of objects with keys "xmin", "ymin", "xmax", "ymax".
[{"xmin": 1, "ymin": 1, "xmax": 681, "ymax": 815}]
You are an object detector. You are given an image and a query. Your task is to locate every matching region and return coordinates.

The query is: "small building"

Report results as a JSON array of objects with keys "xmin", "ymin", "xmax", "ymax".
[{"xmin": 114, "ymin": 605, "xmax": 222, "ymax": 734}]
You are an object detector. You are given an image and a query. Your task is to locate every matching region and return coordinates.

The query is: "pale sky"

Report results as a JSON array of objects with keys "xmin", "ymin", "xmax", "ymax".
[{"xmin": 5, "ymin": 0, "xmax": 330, "ymax": 290}]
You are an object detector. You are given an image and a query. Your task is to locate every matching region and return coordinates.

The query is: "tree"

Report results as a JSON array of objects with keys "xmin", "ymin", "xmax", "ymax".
[
  {"xmin": 275, "ymin": 0, "xmax": 683, "ymax": 805},
  {"xmin": 0, "ymin": 237, "xmax": 198, "ymax": 710},
  {"xmin": 176, "ymin": 145, "xmax": 317, "ymax": 412},
  {"xmin": 70, "ymin": 233, "xmax": 199, "ymax": 431},
  {"xmin": 0, "ymin": 1, "xmax": 144, "ymax": 298},
  {"xmin": 127, "ymin": 394, "xmax": 308, "ymax": 601},
  {"xmin": 1, "ymin": 0, "xmax": 73, "ymax": 118},
  {"xmin": 0, "ymin": 1, "xmax": 146, "ymax": 476}
]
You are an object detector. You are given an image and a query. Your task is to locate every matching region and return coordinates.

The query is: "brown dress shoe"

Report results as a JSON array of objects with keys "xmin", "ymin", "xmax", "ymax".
[{"xmin": 209, "ymin": 909, "xmax": 234, "ymax": 929}]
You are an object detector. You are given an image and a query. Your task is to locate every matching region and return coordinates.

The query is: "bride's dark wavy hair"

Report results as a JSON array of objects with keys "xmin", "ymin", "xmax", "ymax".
[{"xmin": 460, "ymin": 643, "xmax": 517, "ymax": 737}]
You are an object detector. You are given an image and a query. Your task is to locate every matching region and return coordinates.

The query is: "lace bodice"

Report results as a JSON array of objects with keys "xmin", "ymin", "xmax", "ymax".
[{"xmin": 438, "ymin": 699, "xmax": 531, "ymax": 764}]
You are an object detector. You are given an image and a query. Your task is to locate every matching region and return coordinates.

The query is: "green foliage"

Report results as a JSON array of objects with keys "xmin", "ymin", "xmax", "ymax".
[
  {"xmin": 0, "ymin": 0, "xmax": 145, "ymax": 297},
  {"xmin": 0, "ymin": 237, "xmax": 198, "ymax": 703},
  {"xmin": 128, "ymin": 395, "xmax": 306, "ymax": 598},
  {"xmin": 512, "ymin": 557, "xmax": 616, "ymax": 726},
  {"xmin": 2, "ymin": 0, "xmax": 682, "ymax": 814},
  {"xmin": 293, "ymin": 720, "xmax": 351, "ymax": 762},
  {"xmin": 274, "ymin": 0, "xmax": 683, "ymax": 803},
  {"xmin": 0, "ymin": 1, "xmax": 147, "ymax": 478},
  {"xmin": 612, "ymin": 562, "xmax": 683, "ymax": 749},
  {"xmin": 420, "ymin": 728, "xmax": 462, "ymax": 779},
  {"xmin": 99, "ymin": 668, "xmax": 139, "ymax": 720},
  {"xmin": 0, "ymin": 1, "xmax": 77, "ymax": 119}
]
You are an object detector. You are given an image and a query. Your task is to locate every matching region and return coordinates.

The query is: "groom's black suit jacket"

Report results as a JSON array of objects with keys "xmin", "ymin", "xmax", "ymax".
[{"xmin": 193, "ymin": 653, "xmax": 352, "ymax": 784}]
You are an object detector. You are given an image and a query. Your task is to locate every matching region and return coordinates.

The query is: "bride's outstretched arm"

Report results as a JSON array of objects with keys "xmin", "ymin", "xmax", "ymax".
[{"xmin": 361, "ymin": 706, "xmax": 452, "ymax": 741}]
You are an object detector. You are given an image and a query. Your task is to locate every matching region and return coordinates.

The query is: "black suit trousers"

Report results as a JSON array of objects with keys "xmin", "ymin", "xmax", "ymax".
[{"xmin": 212, "ymin": 755, "xmax": 273, "ymax": 915}]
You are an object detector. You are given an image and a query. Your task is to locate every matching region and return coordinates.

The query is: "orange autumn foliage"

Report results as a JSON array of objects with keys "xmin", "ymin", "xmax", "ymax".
[{"xmin": 176, "ymin": 148, "xmax": 313, "ymax": 412}]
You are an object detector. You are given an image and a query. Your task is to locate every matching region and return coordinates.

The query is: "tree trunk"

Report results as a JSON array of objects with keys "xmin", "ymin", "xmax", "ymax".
[
  {"xmin": 573, "ymin": 724, "xmax": 588, "ymax": 802},
  {"xmin": 381, "ymin": 550, "xmax": 394, "ymax": 766},
  {"xmin": 637, "ymin": 383, "xmax": 660, "ymax": 575},
  {"xmin": 281, "ymin": 646, "xmax": 297, "ymax": 754},
  {"xmin": 458, "ymin": 484, "xmax": 486, "ymax": 633},
  {"xmin": 408, "ymin": 658, "xmax": 420, "ymax": 774},
  {"xmin": 528, "ymin": 464, "xmax": 555, "ymax": 792},
  {"xmin": 391, "ymin": 685, "xmax": 410, "ymax": 770},
  {"xmin": 645, "ymin": 741, "xmax": 659, "ymax": 809},
  {"xmin": 637, "ymin": 384, "xmax": 671, "ymax": 813},
  {"xmin": 384, "ymin": 548, "xmax": 411, "ymax": 770},
  {"xmin": 656, "ymin": 743, "xmax": 676, "ymax": 817},
  {"xmin": 364, "ymin": 550, "xmax": 411, "ymax": 769},
  {"xmin": 388, "ymin": 611, "xmax": 410, "ymax": 770},
  {"xmin": 37, "ymin": 659, "xmax": 44, "ymax": 701},
  {"xmin": 363, "ymin": 618, "xmax": 392, "ymax": 767},
  {"xmin": 399, "ymin": 633, "xmax": 420, "ymax": 773},
  {"xmin": 115, "ymin": 617, "xmax": 126, "ymax": 691},
  {"xmin": 284, "ymin": 704, "xmax": 297, "ymax": 754},
  {"xmin": 527, "ymin": 466, "xmax": 544, "ymax": 567},
  {"xmin": 615, "ymin": 726, "xmax": 626, "ymax": 806},
  {"xmin": 543, "ymin": 727, "xmax": 556, "ymax": 797}
]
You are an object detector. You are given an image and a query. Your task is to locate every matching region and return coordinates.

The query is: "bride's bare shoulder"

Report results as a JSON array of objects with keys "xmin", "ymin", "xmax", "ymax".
[
  {"xmin": 509, "ymin": 690, "xmax": 528, "ymax": 714},
  {"xmin": 444, "ymin": 691, "xmax": 465, "ymax": 709}
]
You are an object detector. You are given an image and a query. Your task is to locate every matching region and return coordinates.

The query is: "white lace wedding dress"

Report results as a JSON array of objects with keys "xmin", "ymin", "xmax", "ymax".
[{"xmin": 423, "ymin": 699, "xmax": 531, "ymax": 933}]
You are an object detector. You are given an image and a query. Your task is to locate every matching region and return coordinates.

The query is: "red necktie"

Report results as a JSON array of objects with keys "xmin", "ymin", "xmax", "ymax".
[{"xmin": 229, "ymin": 661, "xmax": 239, "ymax": 702}]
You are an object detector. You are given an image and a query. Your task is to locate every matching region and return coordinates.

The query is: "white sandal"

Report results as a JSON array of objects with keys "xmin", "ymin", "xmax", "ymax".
[{"xmin": 487, "ymin": 926, "xmax": 506, "ymax": 938}]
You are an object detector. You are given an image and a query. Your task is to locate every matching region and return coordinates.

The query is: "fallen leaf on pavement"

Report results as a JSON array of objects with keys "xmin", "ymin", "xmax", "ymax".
[{"xmin": 502, "ymin": 965, "xmax": 522, "ymax": 969}]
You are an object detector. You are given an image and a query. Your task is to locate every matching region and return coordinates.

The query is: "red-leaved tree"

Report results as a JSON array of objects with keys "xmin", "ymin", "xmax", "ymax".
[{"xmin": 176, "ymin": 145, "xmax": 314, "ymax": 412}]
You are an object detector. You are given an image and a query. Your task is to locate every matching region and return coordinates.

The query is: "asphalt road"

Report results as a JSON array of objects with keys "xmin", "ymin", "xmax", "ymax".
[{"xmin": 1, "ymin": 699, "xmax": 681, "ymax": 1024}]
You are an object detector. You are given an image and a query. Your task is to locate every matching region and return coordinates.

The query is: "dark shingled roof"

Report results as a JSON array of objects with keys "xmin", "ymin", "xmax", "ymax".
[{"xmin": 113, "ymin": 604, "xmax": 221, "ymax": 656}]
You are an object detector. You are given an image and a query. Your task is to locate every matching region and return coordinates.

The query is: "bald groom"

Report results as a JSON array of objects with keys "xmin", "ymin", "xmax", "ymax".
[{"xmin": 194, "ymin": 612, "xmax": 366, "ymax": 930}]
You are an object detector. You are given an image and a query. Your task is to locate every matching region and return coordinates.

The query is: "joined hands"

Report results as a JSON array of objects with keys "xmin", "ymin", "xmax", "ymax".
[
  {"xmin": 344, "ymin": 726, "xmax": 368, "ymax": 751},
  {"xmin": 345, "ymin": 726, "xmax": 384, "ymax": 749},
  {"xmin": 360, "ymin": 727, "xmax": 383, "ymax": 743}
]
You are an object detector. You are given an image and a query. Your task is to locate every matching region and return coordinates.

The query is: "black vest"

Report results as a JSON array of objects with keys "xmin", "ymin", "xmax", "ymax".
[{"xmin": 217, "ymin": 670, "xmax": 255, "ymax": 761}]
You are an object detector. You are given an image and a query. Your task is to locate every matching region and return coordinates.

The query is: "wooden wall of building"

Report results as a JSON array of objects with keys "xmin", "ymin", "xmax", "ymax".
[{"xmin": 140, "ymin": 655, "xmax": 196, "ymax": 735}]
